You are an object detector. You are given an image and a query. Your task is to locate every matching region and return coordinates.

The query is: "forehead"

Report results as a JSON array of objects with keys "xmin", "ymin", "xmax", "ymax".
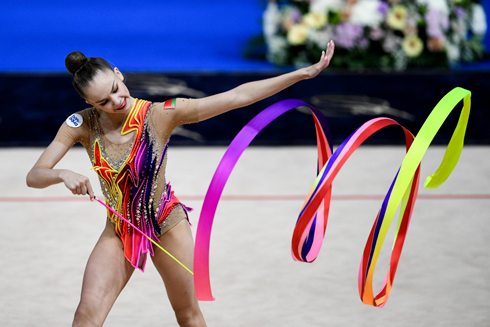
[{"xmin": 84, "ymin": 69, "xmax": 116, "ymax": 101}]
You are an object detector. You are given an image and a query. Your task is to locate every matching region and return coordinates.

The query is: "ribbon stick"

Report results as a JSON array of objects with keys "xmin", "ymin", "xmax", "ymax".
[
  {"xmin": 94, "ymin": 196, "xmax": 194, "ymax": 275},
  {"xmin": 194, "ymin": 87, "xmax": 471, "ymax": 306}
]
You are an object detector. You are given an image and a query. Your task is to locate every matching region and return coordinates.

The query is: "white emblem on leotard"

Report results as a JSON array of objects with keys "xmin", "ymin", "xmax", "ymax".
[{"xmin": 66, "ymin": 114, "xmax": 83, "ymax": 128}]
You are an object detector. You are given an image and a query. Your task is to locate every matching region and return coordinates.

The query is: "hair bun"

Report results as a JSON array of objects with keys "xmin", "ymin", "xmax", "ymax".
[{"xmin": 65, "ymin": 51, "xmax": 88, "ymax": 74}]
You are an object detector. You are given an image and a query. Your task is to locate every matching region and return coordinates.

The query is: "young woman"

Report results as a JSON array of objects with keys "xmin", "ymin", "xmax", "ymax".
[{"xmin": 26, "ymin": 41, "xmax": 335, "ymax": 327}]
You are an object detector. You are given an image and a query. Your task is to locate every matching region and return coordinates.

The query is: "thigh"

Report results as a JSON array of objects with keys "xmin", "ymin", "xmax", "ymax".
[
  {"xmin": 151, "ymin": 219, "xmax": 198, "ymax": 311},
  {"xmin": 76, "ymin": 218, "xmax": 135, "ymax": 324}
]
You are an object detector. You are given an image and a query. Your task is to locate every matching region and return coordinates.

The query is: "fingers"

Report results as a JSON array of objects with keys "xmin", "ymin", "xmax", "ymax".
[
  {"xmin": 72, "ymin": 182, "xmax": 87, "ymax": 196},
  {"xmin": 325, "ymin": 40, "xmax": 335, "ymax": 62},
  {"xmin": 80, "ymin": 184, "xmax": 88, "ymax": 196},
  {"xmin": 318, "ymin": 41, "xmax": 334, "ymax": 68},
  {"xmin": 87, "ymin": 182, "xmax": 95, "ymax": 202},
  {"xmin": 62, "ymin": 170, "xmax": 94, "ymax": 200}
]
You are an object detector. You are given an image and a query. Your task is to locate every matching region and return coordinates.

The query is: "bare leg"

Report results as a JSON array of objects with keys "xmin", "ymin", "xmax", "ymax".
[
  {"xmin": 73, "ymin": 219, "xmax": 135, "ymax": 327},
  {"xmin": 151, "ymin": 219, "xmax": 206, "ymax": 327}
]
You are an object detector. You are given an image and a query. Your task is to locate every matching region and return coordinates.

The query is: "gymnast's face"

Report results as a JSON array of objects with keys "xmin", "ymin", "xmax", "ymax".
[{"xmin": 84, "ymin": 68, "xmax": 134, "ymax": 115}]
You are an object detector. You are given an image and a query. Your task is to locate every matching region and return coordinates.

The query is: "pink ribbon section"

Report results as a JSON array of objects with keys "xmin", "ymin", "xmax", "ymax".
[{"xmin": 194, "ymin": 99, "xmax": 332, "ymax": 301}]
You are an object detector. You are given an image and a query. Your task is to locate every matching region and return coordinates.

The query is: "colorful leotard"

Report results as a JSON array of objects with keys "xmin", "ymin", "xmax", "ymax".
[{"xmin": 56, "ymin": 98, "xmax": 199, "ymax": 271}]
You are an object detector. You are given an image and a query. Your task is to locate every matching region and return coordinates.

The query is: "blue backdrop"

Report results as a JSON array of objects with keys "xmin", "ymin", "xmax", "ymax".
[
  {"xmin": 0, "ymin": 0, "xmax": 272, "ymax": 72},
  {"xmin": 1, "ymin": 0, "xmax": 489, "ymax": 72}
]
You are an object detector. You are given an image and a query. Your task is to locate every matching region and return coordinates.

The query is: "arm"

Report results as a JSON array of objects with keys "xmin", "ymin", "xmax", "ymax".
[
  {"xmin": 196, "ymin": 40, "xmax": 335, "ymax": 122},
  {"xmin": 26, "ymin": 124, "xmax": 95, "ymax": 201}
]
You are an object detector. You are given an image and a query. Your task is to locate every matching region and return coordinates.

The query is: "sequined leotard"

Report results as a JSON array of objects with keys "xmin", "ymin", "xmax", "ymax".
[{"xmin": 55, "ymin": 98, "xmax": 199, "ymax": 271}]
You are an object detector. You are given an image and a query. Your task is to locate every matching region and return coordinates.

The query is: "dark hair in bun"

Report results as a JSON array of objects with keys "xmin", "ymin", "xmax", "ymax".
[{"xmin": 65, "ymin": 51, "xmax": 114, "ymax": 98}]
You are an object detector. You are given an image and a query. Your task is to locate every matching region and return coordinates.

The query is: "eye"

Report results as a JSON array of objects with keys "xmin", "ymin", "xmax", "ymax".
[
  {"xmin": 113, "ymin": 85, "xmax": 119, "ymax": 93},
  {"xmin": 101, "ymin": 100, "xmax": 108, "ymax": 106}
]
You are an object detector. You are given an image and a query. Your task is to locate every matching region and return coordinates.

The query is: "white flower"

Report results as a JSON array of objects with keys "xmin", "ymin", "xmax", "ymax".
[
  {"xmin": 287, "ymin": 24, "xmax": 309, "ymax": 45},
  {"xmin": 428, "ymin": 0, "xmax": 449, "ymax": 15},
  {"xmin": 471, "ymin": 4, "xmax": 487, "ymax": 35},
  {"xmin": 263, "ymin": 2, "xmax": 281, "ymax": 40},
  {"xmin": 445, "ymin": 41, "xmax": 461, "ymax": 63},
  {"xmin": 383, "ymin": 32, "xmax": 401, "ymax": 52},
  {"xmin": 268, "ymin": 35, "xmax": 287, "ymax": 53},
  {"xmin": 266, "ymin": 36, "xmax": 289, "ymax": 65},
  {"xmin": 310, "ymin": 0, "xmax": 344, "ymax": 13},
  {"xmin": 349, "ymin": 0, "xmax": 384, "ymax": 28},
  {"xmin": 416, "ymin": 0, "xmax": 449, "ymax": 15},
  {"xmin": 402, "ymin": 35, "xmax": 424, "ymax": 57},
  {"xmin": 393, "ymin": 49, "xmax": 408, "ymax": 71},
  {"xmin": 309, "ymin": 26, "xmax": 335, "ymax": 48},
  {"xmin": 451, "ymin": 19, "xmax": 467, "ymax": 42}
]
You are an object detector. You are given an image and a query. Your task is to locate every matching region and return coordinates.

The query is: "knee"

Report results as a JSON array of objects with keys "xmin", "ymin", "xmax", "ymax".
[{"xmin": 175, "ymin": 306, "xmax": 205, "ymax": 327}]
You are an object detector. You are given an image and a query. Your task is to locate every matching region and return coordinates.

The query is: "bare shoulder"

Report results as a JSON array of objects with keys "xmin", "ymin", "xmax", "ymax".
[
  {"xmin": 151, "ymin": 98, "xmax": 199, "ymax": 126},
  {"xmin": 152, "ymin": 98, "xmax": 188, "ymax": 110},
  {"xmin": 56, "ymin": 107, "xmax": 96, "ymax": 147}
]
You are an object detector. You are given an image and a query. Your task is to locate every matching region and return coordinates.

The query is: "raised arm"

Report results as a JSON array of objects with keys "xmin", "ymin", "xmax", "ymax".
[{"xmin": 196, "ymin": 40, "xmax": 335, "ymax": 122}]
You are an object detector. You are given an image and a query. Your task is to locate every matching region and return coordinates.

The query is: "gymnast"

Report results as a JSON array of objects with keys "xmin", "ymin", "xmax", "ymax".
[{"xmin": 26, "ymin": 40, "xmax": 335, "ymax": 327}]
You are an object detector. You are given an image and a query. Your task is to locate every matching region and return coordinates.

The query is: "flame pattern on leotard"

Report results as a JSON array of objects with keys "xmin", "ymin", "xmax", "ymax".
[{"xmin": 92, "ymin": 99, "xmax": 189, "ymax": 271}]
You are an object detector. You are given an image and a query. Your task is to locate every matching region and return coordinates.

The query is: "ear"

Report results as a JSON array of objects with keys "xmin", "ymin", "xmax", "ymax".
[
  {"xmin": 114, "ymin": 67, "xmax": 124, "ymax": 81},
  {"xmin": 85, "ymin": 100, "xmax": 94, "ymax": 106}
]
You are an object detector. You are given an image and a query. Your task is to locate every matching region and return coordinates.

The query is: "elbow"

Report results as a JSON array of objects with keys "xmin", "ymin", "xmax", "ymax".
[
  {"xmin": 26, "ymin": 170, "xmax": 41, "ymax": 188},
  {"xmin": 26, "ymin": 171, "xmax": 35, "ymax": 188}
]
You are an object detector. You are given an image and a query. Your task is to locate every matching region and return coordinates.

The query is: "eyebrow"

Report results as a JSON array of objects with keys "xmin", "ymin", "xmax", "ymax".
[{"xmin": 96, "ymin": 80, "xmax": 116, "ymax": 104}]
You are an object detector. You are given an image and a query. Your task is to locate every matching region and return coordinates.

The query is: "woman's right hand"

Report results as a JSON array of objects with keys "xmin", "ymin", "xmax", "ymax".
[{"xmin": 60, "ymin": 170, "xmax": 95, "ymax": 201}]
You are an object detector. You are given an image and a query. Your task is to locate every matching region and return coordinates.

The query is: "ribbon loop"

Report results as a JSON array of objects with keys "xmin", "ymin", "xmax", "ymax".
[{"xmin": 194, "ymin": 87, "xmax": 471, "ymax": 307}]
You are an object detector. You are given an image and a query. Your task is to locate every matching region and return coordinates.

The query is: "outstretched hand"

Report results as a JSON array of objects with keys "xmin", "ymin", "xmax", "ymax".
[{"xmin": 305, "ymin": 40, "xmax": 335, "ymax": 79}]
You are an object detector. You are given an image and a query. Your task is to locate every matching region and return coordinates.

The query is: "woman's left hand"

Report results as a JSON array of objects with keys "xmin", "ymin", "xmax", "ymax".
[{"xmin": 305, "ymin": 40, "xmax": 335, "ymax": 79}]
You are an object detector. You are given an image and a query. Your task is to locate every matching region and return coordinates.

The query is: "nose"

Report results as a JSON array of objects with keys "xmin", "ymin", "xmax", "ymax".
[{"xmin": 109, "ymin": 95, "xmax": 120, "ymax": 107}]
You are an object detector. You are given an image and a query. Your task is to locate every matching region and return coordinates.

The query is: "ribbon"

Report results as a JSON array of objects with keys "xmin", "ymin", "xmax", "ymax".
[{"xmin": 194, "ymin": 87, "xmax": 471, "ymax": 307}]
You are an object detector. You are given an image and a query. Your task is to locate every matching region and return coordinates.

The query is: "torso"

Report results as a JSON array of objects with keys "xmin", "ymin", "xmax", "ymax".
[{"xmin": 58, "ymin": 98, "xmax": 198, "ymax": 270}]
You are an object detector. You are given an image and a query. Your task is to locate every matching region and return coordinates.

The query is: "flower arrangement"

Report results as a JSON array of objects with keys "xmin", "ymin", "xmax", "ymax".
[{"xmin": 260, "ymin": 0, "xmax": 487, "ymax": 70}]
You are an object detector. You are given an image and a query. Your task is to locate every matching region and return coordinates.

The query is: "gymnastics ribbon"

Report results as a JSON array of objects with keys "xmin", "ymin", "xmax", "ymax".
[
  {"xmin": 194, "ymin": 87, "xmax": 471, "ymax": 307},
  {"xmin": 94, "ymin": 196, "xmax": 194, "ymax": 275}
]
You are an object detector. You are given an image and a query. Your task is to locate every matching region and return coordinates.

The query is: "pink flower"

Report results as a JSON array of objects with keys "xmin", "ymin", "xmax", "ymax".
[
  {"xmin": 335, "ymin": 23, "xmax": 363, "ymax": 49},
  {"xmin": 370, "ymin": 28, "xmax": 384, "ymax": 40},
  {"xmin": 455, "ymin": 7, "xmax": 466, "ymax": 19},
  {"xmin": 378, "ymin": 1, "xmax": 389, "ymax": 15},
  {"xmin": 425, "ymin": 8, "xmax": 449, "ymax": 39}
]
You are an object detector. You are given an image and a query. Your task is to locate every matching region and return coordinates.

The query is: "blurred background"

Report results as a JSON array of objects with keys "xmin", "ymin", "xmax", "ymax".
[
  {"xmin": 1, "ymin": 2, "xmax": 489, "ymax": 326},
  {"xmin": 1, "ymin": 0, "xmax": 489, "ymax": 146}
]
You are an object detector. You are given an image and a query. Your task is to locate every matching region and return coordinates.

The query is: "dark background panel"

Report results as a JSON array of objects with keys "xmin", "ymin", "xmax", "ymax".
[{"xmin": 0, "ymin": 71, "xmax": 487, "ymax": 146}]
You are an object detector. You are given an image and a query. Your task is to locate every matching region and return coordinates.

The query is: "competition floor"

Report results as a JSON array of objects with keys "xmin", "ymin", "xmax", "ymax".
[{"xmin": 1, "ymin": 146, "xmax": 489, "ymax": 326}]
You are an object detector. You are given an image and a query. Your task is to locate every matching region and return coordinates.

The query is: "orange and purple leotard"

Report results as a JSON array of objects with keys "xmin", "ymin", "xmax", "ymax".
[{"xmin": 56, "ymin": 98, "xmax": 199, "ymax": 270}]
